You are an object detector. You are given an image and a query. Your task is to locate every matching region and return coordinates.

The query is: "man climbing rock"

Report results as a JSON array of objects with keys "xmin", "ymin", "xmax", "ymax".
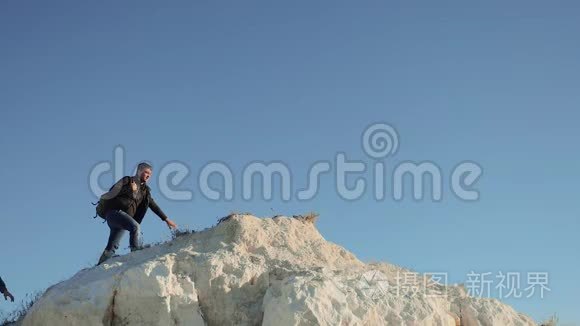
[
  {"xmin": 97, "ymin": 162, "xmax": 177, "ymax": 265},
  {"xmin": 0, "ymin": 276, "xmax": 14, "ymax": 302}
]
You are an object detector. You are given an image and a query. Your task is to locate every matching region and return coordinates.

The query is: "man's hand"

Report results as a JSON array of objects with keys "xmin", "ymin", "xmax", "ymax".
[
  {"xmin": 131, "ymin": 181, "xmax": 138, "ymax": 192},
  {"xmin": 3, "ymin": 290, "xmax": 14, "ymax": 302},
  {"xmin": 165, "ymin": 219, "xmax": 177, "ymax": 229}
]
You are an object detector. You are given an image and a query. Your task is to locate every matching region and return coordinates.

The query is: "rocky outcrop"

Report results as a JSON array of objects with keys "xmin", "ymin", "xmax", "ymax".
[{"xmin": 21, "ymin": 214, "xmax": 536, "ymax": 325}]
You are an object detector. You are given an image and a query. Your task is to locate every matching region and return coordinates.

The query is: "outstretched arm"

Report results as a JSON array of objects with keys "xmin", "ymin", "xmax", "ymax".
[
  {"xmin": 149, "ymin": 196, "xmax": 177, "ymax": 229},
  {"xmin": 0, "ymin": 277, "xmax": 14, "ymax": 302}
]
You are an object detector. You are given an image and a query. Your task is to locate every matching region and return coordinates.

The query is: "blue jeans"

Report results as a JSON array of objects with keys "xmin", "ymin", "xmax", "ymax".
[{"xmin": 104, "ymin": 209, "xmax": 142, "ymax": 252}]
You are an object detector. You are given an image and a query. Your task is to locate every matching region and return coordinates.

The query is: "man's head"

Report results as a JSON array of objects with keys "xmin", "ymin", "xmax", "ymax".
[{"xmin": 136, "ymin": 162, "xmax": 153, "ymax": 183}]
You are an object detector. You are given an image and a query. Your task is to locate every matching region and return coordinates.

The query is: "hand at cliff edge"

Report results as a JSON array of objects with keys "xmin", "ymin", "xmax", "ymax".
[
  {"xmin": 3, "ymin": 289, "xmax": 14, "ymax": 302},
  {"xmin": 165, "ymin": 219, "xmax": 177, "ymax": 229}
]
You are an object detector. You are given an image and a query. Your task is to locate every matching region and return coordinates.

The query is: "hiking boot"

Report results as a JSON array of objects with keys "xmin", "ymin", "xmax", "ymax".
[
  {"xmin": 97, "ymin": 250, "xmax": 115, "ymax": 265},
  {"xmin": 130, "ymin": 244, "xmax": 151, "ymax": 252}
]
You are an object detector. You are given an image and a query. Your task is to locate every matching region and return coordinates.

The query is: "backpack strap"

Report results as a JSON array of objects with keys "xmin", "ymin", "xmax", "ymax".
[{"xmin": 91, "ymin": 201, "xmax": 97, "ymax": 218}]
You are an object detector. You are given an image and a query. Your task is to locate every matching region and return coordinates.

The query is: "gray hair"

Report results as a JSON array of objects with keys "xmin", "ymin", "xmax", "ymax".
[{"xmin": 137, "ymin": 162, "xmax": 153, "ymax": 172}]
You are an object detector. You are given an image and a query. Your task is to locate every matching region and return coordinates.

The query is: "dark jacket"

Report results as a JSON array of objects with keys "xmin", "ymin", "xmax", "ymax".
[
  {"xmin": 102, "ymin": 176, "xmax": 169, "ymax": 224},
  {"xmin": 0, "ymin": 277, "xmax": 6, "ymax": 293}
]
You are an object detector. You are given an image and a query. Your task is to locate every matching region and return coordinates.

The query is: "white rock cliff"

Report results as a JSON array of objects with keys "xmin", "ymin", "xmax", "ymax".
[{"xmin": 21, "ymin": 214, "xmax": 536, "ymax": 326}]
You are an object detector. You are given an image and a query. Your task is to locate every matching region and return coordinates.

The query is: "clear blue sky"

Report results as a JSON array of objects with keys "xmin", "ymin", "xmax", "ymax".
[{"xmin": 1, "ymin": 1, "xmax": 578, "ymax": 323}]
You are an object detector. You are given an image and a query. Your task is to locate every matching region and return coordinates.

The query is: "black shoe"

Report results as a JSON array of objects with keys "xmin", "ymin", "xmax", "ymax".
[
  {"xmin": 97, "ymin": 250, "xmax": 115, "ymax": 265},
  {"xmin": 130, "ymin": 244, "xmax": 151, "ymax": 252}
]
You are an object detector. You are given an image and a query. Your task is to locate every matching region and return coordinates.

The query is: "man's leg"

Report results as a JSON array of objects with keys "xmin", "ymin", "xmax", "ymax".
[
  {"xmin": 98, "ymin": 211, "xmax": 128, "ymax": 265},
  {"xmin": 105, "ymin": 226, "xmax": 125, "ymax": 252},
  {"xmin": 106, "ymin": 209, "xmax": 142, "ymax": 251}
]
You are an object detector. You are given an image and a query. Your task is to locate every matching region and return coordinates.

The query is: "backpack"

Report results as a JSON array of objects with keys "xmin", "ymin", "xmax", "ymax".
[
  {"xmin": 92, "ymin": 195, "xmax": 109, "ymax": 219},
  {"xmin": 91, "ymin": 177, "xmax": 129, "ymax": 220},
  {"xmin": 91, "ymin": 176, "xmax": 139, "ymax": 220}
]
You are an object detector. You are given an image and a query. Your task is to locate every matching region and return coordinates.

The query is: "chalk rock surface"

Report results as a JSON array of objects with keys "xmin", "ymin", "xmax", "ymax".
[{"xmin": 21, "ymin": 214, "xmax": 536, "ymax": 326}]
